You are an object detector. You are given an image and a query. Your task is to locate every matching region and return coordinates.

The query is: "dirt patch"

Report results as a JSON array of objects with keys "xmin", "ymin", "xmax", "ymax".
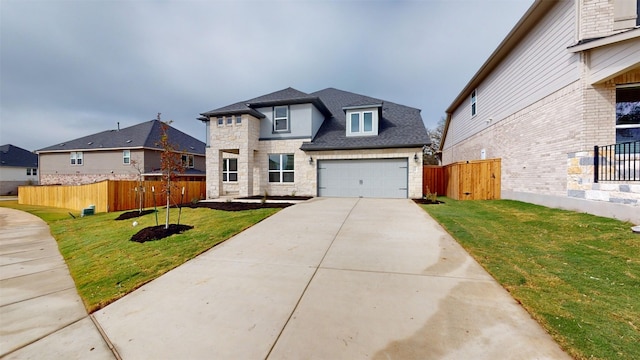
[
  {"xmin": 413, "ymin": 199, "xmax": 445, "ymax": 205},
  {"xmin": 187, "ymin": 202, "xmax": 294, "ymax": 211},
  {"xmin": 238, "ymin": 195, "xmax": 312, "ymax": 201},
  {"xmin": 130, "ymin": 224, "xmax": 194, "ymax": 243},
  {"xmin": 115, "ymin": 209, "xmax": 156, "ymax": 220}
]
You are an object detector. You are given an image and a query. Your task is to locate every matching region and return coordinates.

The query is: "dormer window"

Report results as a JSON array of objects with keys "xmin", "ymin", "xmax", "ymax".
[
  {"xmin": 273, "ymin": 106, "xmax": 289, "ymax": 132},
  {"xmin": 345, "ymin": 106, "xmax": 379, "ymax": 137}
]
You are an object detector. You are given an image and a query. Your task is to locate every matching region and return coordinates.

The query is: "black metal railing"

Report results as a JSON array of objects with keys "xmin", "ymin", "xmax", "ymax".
[{"xmin": 594, "ymin": 141, "xmax": 640, "ymax": 183}]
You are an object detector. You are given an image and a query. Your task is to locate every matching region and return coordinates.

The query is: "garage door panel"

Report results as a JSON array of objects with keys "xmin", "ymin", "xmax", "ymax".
[{"xmin": 317, "ymin": 159, "xmax": 408, "ymax": 198}]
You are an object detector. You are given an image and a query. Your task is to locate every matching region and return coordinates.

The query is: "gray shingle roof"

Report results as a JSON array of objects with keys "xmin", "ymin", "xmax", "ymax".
[
  {"xmin": 37, "ymin": 120, "xmax": 205, "ymax": 154},
  {"xmin": 0, "ymin": 144, "xmax": 38, "ymax": 167},
  {"xmin": 200, "ymin": 87, "xmax": 331, "ymax": 119},
  {"xmin": 301, "ymin": 88, "xmax": 430, "ymax": 151}
]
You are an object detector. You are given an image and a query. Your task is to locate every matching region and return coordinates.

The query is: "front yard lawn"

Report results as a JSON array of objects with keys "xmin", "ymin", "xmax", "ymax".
[
  {"xmin": 421, "ymin": 199, "xmax": 639, "ymax": 360},
  {"xmin": 1, "ymin": 202, "xmax": 279, "ymax": 312}
]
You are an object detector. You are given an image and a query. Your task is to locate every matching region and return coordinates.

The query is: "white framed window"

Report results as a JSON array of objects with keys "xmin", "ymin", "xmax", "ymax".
[
  {"xmin": 268, "ymin": 154, "xmax": 294, "ymax": 183},
  {"xmin": 471, "ymin": 89, "xmax": 477, "ymax": 117},
  {"xmin": 70, "ymin": 151, "xmax": 83, "ymax": 165},
  {"xmin": 273, "ymin": 106, "xmax": 289, "ymax": 132},
  {"xmin": 235, "ymin": 115, "xmax": 242, "ymax": 125},
  {"xmin": 226, "ymin": 116, "xmax": 233, "ymax": 125},
  {"xmin": 123, "ymin": 150, "xmax": 131, "ymax": 164},
  {"xmin": 32, "ymin": 168, "xmax": 37, "ymax": 176},
  {"xmin": 217, "ymin": 117, "xmax": 224, "ymax": 126},
  {"xmin": 181, "ymin": 154, "xmax": 195, "ymax": 168},
  {"xmin": 347, "ymin": 110, "xmax": 377, "ymax": 136},
  {"xmin": 222, "ymin": 158, "xmax": 238, "ymax": 182},
  {"xmin": 26, "ymin": 168, "xmax": 31, "ymax": 175}
]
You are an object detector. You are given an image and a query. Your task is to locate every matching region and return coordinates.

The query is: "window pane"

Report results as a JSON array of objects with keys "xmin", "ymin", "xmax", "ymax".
[
  {"xmin": 223, "ymin": 159, "xmax": 228, "ymax": 171},
  {"xmin": 283, "ymin": 172, "xmax": 294, "ymax": 182},
  {"xmin": 269, "ymin": 155, "xmax": 280, "ymax": 170},
  {"xmin": 275, "ymin": 106, "xmax": 288, "ymax": 118},
  {"xmin": 229, "ymin": 173, "xmax": 238, "ymax": 182},
  {"xmin": 27, "ymin": 169, "xmax": 31, "ymax": 175},
  {"xmin": 269, "ymin": 172, "xmax": 281, "ymax": 182},
  {"xmin": 364, "ymin": 112, "xmax": 373, "ymax": 131},
  {"xmin": 351, "ymin": 113, "xmax": 360, "ymax": 133},
  {"xmin": 33, "ymin": 168, "xmax": 37, "ymax": 175},
  {"xmin": 229, "ymin": 159, "xmax": 237, "ymax": 171},
  {"xmin": 236, "ymin": 115, "xmax": 242, "ymax": 124},
  {"xmin": 226, "ymin": 117, "xmax": 233, "ymax": 125},
  {"xmin": 283, "ymin": 154, "xmax": 294, "ymax": 170},
  {"xmin": 223, "ymin": 173, "xmax": 228, "ymax": 181},
  {"xmin": 218, "ymin": 117, "xmax": 223, "ymax": 125},
  {"xmin": 275, "ymin": 119, "xmax": 287, "ymax": 131},
  {"xmin": 617, "ymin": 128, "xmax": 640, "ymax": 143}
]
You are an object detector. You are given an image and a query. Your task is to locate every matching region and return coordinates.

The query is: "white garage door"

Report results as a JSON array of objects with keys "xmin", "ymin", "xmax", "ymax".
[{"xmin": 317, "ymin": 158, "xmax": 408, "ymax": 198}]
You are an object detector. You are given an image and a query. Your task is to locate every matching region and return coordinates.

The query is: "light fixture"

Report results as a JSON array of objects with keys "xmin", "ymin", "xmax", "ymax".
[
  {"xmin": 308, "ymin": 156, "xmax": 314, "ymax": 165},
  {"xmin": 413, "ymin": 153, "xmax": 419, "ymax": 162}
]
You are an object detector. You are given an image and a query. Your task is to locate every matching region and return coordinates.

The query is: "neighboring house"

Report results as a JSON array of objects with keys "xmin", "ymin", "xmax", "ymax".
[
  {"xmin": 441, "ymin": 0, "xmax": 640, "ymax": 223},
  {"xmin": 199, "ymin": 87, "xmax": 430, "ymax": 199},
  {"xmin": 0, "ymin": 144, "xmax": 39, "ymax": 195},
  {"xmin": 37, "ymin": 120, "xmax": 206, "ymax": 185}
]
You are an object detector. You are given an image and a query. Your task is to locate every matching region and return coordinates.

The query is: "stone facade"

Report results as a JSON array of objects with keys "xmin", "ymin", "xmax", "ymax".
[{"xmin": 40, "ymin": 172, "xmax": 137, "ymax": 186}]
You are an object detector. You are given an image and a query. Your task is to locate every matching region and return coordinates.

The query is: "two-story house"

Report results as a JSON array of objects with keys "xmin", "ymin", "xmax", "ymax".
[
  {"xmin": 200, "ymin": 87, "xmax": 430, "ymax": 199},
  {"xmin": 441, "ymin": 0, "xmax": 640, "ymax": 223},
  {"xmin": 38, "ymin": 120, "xmax": 206, "ymax": 185},
  {"xmin": 0, "ymin": 144, "xmax": 39, "ymax": 195}
]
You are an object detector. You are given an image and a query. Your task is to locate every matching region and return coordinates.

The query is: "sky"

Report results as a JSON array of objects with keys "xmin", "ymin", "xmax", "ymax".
[{"xmin": 0, "ymin": 0, "xmax": 534, "ymax": 152}]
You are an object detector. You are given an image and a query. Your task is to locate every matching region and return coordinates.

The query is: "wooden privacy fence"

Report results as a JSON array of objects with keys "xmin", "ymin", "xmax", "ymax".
[
  {"xmin": 423, "ymin": 159, "xmax": 501, "ymax": 200},
  {"xmin": 19, "ymin": 180, "xmax": 206, "ymax": 213}
]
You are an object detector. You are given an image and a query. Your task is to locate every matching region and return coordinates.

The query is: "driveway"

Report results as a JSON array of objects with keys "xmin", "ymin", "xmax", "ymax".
[
  {"xmin": 1, "ymin": 198, "xmax": 569, "ymax": 359},
  {"xmin": 92, "ymin": 198, "xmax": 570, "ymax": 359}
]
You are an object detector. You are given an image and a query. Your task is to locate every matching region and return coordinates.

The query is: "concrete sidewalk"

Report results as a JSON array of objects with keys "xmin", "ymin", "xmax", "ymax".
[
  {"xmin": 0, "ymin": 207, "xmax": 115, "ymax": 359},
  {"xmin": 94, "ymin": 198, "xmax": 570, "ymax": 359}
]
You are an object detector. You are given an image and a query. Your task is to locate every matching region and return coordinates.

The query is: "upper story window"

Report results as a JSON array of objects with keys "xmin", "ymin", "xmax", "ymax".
[
  {"xmin": 226, "ymin": 116, "xmax": 233, "ymax": 125},
  {"xmin": 222, "ymin": 158, "xmax": 238, "ymax": 182},
  {"xmin": 123, "ymin": 150, "xmax": 131, "ymax": 164},
  {"xmin": 471, "ymin": 89, "xmax": 477, "ymax": 117},
  {"xmin": 70, "ymin": 151, "xmax": 83, "ymax": 166},
  {"xmin": 273, "ymin": 106, "xmax": 289, "ymax": 132},
  {"xmin": 182, "ymin": 154, "xmax": 195, "ymax": 168},
  {"xmin": 217, "ymin": 117, "xmax": 224, "ymax": 126},
  {"xmin": 235, "ymin": 115, "xmax": 242, "ymax": 125},
  {"xmin": 345, "ymin": 107, "xmax": 379, "ymax": 137},
  {"xmin": 32, "ymin": 168, "xmax": 37, "ymax": 176}
]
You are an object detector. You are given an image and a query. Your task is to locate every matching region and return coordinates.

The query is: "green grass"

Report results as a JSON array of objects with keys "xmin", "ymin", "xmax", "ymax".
[
  {"xmin": 421, "ymin": 198, "xmax": 639, "ymax": 360},
  {"xmin": 0, "ymin": 201, "xmax": 278, "ymax": 312}
]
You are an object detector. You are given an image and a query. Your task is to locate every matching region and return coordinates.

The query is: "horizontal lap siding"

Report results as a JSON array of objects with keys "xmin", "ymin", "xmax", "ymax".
[
  {"xmin": 444, "ymin": 0, "xmax": 579, "ymax": 151},
  {"xmin": 590, "ymin": 39, "xmax": 640, "ymax": 84}
]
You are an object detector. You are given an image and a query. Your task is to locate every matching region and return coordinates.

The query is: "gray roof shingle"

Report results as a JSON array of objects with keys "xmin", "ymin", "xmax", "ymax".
[
  {"xmin": 301, "ymin": 88, "xmax": 430, "ymax": 151},
  {"xmin": 200, "ymin": 87, "xmax": 430, "ymax": 151},
  {"xmin": 37, "ymin": 120, "xmax": 205, "ymax": 154},
  {"xmin": 0, "ymin": 144, "xmax": 38, "ymax": 167}
]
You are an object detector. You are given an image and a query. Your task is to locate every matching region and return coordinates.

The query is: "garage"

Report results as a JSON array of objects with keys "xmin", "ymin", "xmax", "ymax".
[{"xmin": 317, "ymin": 158, "xmax": 408, "ymax": 198}]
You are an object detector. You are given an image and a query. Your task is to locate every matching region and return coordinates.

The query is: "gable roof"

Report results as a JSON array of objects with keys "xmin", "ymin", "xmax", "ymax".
[
  {"xmin": 200, "ymin": 87, "xmax": 331, "ymax": 119},
  {"xmin": 301, "ymin": 88, "xmax": 430, "ymax": 151},
  {"xmin": 0, "ymin": 144, "xmax": 38, "ymax": 168},
  {"xmin": 37, "ymin": 120, "xmax": 205, "ymax": 154}
]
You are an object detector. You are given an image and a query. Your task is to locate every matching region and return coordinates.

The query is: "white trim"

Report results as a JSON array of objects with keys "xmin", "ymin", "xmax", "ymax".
[{"xmin": 567, "ymin": 28, "xmax": 640, "ymax": 53}]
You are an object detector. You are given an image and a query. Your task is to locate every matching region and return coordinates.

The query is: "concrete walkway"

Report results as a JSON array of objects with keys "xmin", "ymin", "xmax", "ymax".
[
  {"xmin": 91, "ymin": 198, "xmax": 570, "ymax": 359},
  {"xmin": 0, "ymin": 207, "xmax": 115, "ymax": 359}
]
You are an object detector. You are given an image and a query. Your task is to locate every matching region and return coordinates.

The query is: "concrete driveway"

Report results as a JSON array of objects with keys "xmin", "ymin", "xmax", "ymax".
[
  {"xmin": 1, "ymin": 199, "xmax": 571, "ymax": 359},
  {"xmin": 91, "ymin": 198, "xmax": 570, "ymax": 359}
]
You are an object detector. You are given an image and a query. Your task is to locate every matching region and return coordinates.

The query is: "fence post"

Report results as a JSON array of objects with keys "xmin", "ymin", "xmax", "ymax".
[{"xmin": 593, "ymin": 145, "xmax": 599, "ymax": 184}]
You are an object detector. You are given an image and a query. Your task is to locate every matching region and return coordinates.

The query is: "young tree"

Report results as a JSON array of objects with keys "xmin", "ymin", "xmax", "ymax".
[
  {"xmin": 156, "ymin": 113, "xmax": 186, "ymax": 229},
  {"xmin": 130, "ymin": 157, "xmax": 145, "ymax": 213},
  {"xmin": 424, "ymin": 117, "xmax": 445, "ymax": 165}
]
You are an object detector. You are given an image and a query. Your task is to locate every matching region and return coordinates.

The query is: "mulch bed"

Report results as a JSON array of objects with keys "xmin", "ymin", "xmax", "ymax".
[
  {"xmin": 114, "ymin": 209, "xmax": 156, "ymax": 220},
  {"xmin": 187, "ymin": 202, "xmax": 294, "ymax": 211},
  {"xmin": 413, "ymin": 198, "xmax": 445, "ymax": 205},
  {"xmin": 130, "ymin": 224, "xmax": 194, "ymax": 243},
  {"xmin": 238, "ymin": 195, "xmax": 313, "ymax": 201}
]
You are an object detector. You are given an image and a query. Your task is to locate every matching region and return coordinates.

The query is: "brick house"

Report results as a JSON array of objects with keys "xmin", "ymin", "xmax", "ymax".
[
  {"xmin": 199, "ymin": 87, "xmax": 430, "ymax": 199},
  {"xmin": 440, "ymin": 0, "xmax": 640, "ymax": 223},
  {"xmin": 0, "ymin": 144, "xmax": 39, "ymax": 195},
  {"xmin": 38, "ymin": 120, "xmax": 205, "ymax": 185}
]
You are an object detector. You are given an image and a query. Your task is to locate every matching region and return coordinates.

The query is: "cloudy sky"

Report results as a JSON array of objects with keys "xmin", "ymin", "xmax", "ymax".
[{"xmin": 1, "ymin": 0, "xmax": 533, "ymax": 151}]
